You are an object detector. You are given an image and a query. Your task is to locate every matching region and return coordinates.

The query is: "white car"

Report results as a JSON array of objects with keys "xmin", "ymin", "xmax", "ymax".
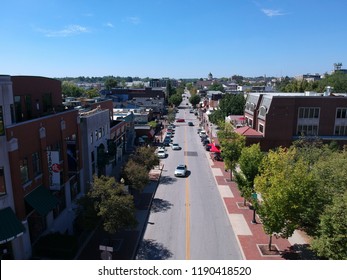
[
  {"xmin": 157, "ymin": 149, "xmax": 166, "ymax": 158},
  {"xmin": 171, "ymin": 143, "xmax": 181, "ymax": 150},
  {"xmin": 174, "ymin": 164, "xmax": 187, "ymax": 177}
]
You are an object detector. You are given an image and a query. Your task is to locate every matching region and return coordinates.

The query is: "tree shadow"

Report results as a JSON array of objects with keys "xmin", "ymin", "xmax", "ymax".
[
  {"xmin": 281, "ymin": 244, "xmax": 320, "ymax": 260},
  {"xmin": 151, "ymin": 198, "xmax": 173, "ymax": 213},
  {"xmin": 136, "ymin": 239, "xmax": 173, "ymax": 260},
  {"xmin": 160, "ymin": 175, "xmax": 177, "ymax": 185}
]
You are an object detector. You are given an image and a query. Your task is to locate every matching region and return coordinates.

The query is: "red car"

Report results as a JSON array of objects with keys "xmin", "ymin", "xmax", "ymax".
[{"xmin": 176, "ymin": 118, "xmax": 185, "ymax": 122}]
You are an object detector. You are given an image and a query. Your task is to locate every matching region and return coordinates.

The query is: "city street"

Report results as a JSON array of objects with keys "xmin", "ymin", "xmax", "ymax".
[{"xmin": 136, "ymin": 100, "xmax": 243, "ymax": 260}]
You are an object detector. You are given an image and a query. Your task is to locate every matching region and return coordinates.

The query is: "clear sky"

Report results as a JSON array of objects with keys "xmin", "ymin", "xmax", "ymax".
[{"xmin": 1, "ymin": 0, "xmax": 346, "ymax": 79}]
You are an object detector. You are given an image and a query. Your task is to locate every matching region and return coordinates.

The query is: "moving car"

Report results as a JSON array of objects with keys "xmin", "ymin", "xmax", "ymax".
[
  {"xmin": 188, "ymin": 122, "xmax": 194, "ymax": 126},
  {"xmin": 171, "ymin": 143, "xmax": 181, "ymax": 150},
  {"xmin": 176, "ymin": 118, "xmax": 185, "ymax": 122},
  {"xmin": 174, "ymin": 164, "xmax": 187, "ymax": 177}
]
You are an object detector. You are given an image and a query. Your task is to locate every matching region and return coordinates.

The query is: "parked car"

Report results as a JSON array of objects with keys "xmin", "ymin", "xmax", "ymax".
[
  {"xmin": 163, "ymin": 137, "xmax": 171, "ymax": 146},
  {"xmin": 188, "ymin": 122, "xmax": 194, "ymax": 126},
  {"xmin": 157, "ymin": 149, "xmax": 166, "ymax": 158},
  {"xmin": 199, "ymin": 130, "xmax": 207, "ymax": 137},
  {"xmin": 197, "ymin": 128, "xmax": 202, "ymax": 134},
  {"xmin": 171, "ymin": 143, "xmax": 181, "ymax": 150},
  {"xmin": 213, "ymin": 152, "xmax": 223, "ymax": 161},
  {"xmin": 202, "ymin": 139, "xmax": 210, "ymax": 146},
  {"xmin": 166, "ymin": 132, "xmax": 173, "ymax": 138},
  {"xmin": 174, "ymin": 164, "xmax": 187, "ymax": 177},
  {"xmin": 205, "ymin": 144, "xmax": 211, "ymax": 151}
]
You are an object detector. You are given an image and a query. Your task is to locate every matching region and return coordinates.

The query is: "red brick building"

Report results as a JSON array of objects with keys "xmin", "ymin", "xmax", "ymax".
[{"xmin": 237, "ymin": 92, "xmax": 347, "ymax": 150}]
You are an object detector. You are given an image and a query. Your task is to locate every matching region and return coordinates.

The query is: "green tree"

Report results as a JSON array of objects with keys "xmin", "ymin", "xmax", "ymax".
[
  {"xmin": 130, "ymin": 146, "xmax": 159, "ymax": 171},
  {"xmin": 234, "ymin": 144, "xmax": 264, "ymax": 205},
  {"xmin": 208, "ymin": 83, "xmax": 225, "ymax": 92},
  {"xmin": 85, "ymin": 88, "xmax": 100, "ymax": 98},
  {"xmin": 189, "ymin": 94, "xmax": 200, "ymax": 108},
  {"xmin": 168, "ymin": 94, "xmax": 182, "ymax": 107},
  {"xmin": 83, "ymin": 175, "xmax": 137, "ymax": 234},
  {"xmin": 62, "ymin": 81, "xmax": 85, "ymax": 97},
  {"xmin": 310, "ymin": 190, "xmax": 347, "ymax": 260},
  {"xmin": 254, "ymin": 147, "xmax": 316, "ymax": 250},
  {"xmin": 104, "ymin": 77, "xmax": 118, "ymax": 90},
  {"xmin": 218, "ymin": 123, "xmax": 245, "ymax": 180},
  {"xmin": 123, "ymin": 159, "xmax": 150, "ymax": 193}
]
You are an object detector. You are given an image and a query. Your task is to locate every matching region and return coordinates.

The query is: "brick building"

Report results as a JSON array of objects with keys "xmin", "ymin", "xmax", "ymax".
[{"xmin": 237, "ymin": 92, "xmax": 347, "ymax": 150}]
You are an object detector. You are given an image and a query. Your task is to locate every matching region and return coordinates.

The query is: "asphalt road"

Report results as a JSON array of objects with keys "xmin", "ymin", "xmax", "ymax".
[{"xmin": 136, "ymin": 101, "xmax": 243, "ymax": 260}]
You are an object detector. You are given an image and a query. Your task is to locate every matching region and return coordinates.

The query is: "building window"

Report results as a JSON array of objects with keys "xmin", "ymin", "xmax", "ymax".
[
  {"xmin": 0, "ymin": 106, "xmax": 4, "ymax": 135},
  {"xmin": 20, "ymin": 158, "xmax": 29, "ymax": 184},
  {"xmin": 336, "ymin": 108, "xmax": 347, "ymax": 119},
  {"xmin": 98, "ymin": 128, "xmax": 102, "ymax": 139},
  {"xmin": 258, "ymin": 106, "xmax": 267, "ymax": 118},
  {"xmin": 42, "ymin": 93, "xmax": 53, "ymax": 112},
  {"xmin": 32, "ymin": 152, "xmax": 41, "ymax": 176},
  {"xmin": 0, "ymin": 167, "xmax": 6, "ymax": 196},
  {"xmin": 297, "ymin": 125, "xmax": 318, "ymax": 136},
  {"xmin": 298, "ymin": 107, "xmax": 320, "ymax": 119},
  {"xmin": 259, "ymin": 124, "xmax": 264, "ymax": 133},
  {"xmin": 334, "ymin": 125, "xmax": 347, "ymax": 136},
  {"xmin": 90, "ymin": 132, "xmax": 93, "ymax": 144},
  {"xmin": 14, "ymin": 96, "xmax": 22, "ymax": 122},
  {"xmin": 95, "ymin": 130, "xmax": 98, "ymax": 140}
]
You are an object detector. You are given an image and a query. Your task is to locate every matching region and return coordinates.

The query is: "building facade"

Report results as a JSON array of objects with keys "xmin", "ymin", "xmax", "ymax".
[{"xmin": 238, "ymin": 92, "xmax": 347, "ymax": 150}]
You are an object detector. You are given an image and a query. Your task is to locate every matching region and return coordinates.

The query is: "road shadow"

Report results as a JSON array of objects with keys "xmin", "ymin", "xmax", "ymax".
[
  {"xmin": 160, "ymin": 175, "xmax": 177, "ymax": 185},
  {"xmin": 151, "ymin": 198, "xmax": 173, "ymax": 213},
  {"xmin": 136, "ymin": 239, "xmax": 173, "ymax": 260}
]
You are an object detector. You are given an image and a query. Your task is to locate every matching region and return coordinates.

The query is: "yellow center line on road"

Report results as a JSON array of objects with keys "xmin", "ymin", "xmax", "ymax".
[{"xmin": 184, "ymin": 123, "xmax": 190, "ymax": 260}]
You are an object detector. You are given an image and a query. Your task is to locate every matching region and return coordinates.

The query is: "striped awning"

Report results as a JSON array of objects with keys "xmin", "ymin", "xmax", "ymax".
[{"xmin": 0, "ymin": 207, "xmax": 25, "ymax": 244}]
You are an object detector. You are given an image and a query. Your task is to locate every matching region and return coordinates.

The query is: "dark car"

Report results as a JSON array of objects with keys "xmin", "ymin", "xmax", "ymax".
[
  {"xmin": 205, "ymin": 144, "xmax": 211, "ymax": 151},
  {"xmin": 213, "ymin": 152, "xmax": 223, "ymax": 161},
  {"xmin": 176, "ymin": 118, "xmax": 185, "ymax": 122},
  {"xmin": 202, "ymin": 139, "xmax": 210, "ymax": 146},
  {"xmin": 188, "ymin": 122, "xmax": 194, "ymax": 126}
]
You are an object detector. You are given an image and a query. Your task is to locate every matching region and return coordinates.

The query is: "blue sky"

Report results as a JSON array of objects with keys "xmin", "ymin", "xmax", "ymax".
[{"xmin": 1, "ymin": 0, "xmax": 346, "ymax": 79}]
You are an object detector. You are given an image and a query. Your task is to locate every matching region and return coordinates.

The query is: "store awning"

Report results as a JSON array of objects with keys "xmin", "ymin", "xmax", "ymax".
[
  {"xmin": 25, "ymin": 186, "xmax": 59, "ymax": 216},
  {"xmin": 210, "ymin": 144, "xmax": 221, "ymax": 153},
  {"xmin": 0, "ymin": 207, "xmax": 25, "ymax": 244}
]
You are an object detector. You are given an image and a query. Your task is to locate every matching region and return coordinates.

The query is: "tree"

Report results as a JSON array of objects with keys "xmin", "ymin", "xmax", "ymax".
[
  {"xmin": 130, "ymin": 146, "xmax": 159, "ymax": 171},
  {"xmin": 208, "ymin": 83, "xmax": 225, "ymax": 92},
  {"xmin": 104, "ymin": 77, "xmax": 118, "ymax": 90},
  {"xmin": 62, "ymin": 81, "xmax": 85, "ymax": 97},
  {"xmin": 123, "ymin": 159, "xmax": 150, "ymax": 193},
  {"xmin": 310, "ymin": 190, "xmax": 347, "ymax": 260},
  {"xmin": 234, "ymin": 144, "xmax": 264, "ymax": 205},
  {"xmin": 85, "ymin": 87, "xmax": 100, "ymax": 98},
  {"xmin": 254, "ymin": 147, "xmax": 316, "ymax": 250},
  {"xmin": 189, "ymin": 94, "xmax": 200, "ymax": 108},
  {"xmin": 79, "ymin": 175, "xmax": 137, "ymax": 234},
  {"xmin": 218, "ymin": 123, "xmax": 245, "ymax": 180},
  {"xmin": 168, "ymin": 94, "xmax": 182, "ymax": 107}
]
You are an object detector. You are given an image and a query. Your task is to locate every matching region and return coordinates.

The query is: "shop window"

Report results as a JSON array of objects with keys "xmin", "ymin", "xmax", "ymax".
[{"xmin": 32, "ymin": 152, "xmax": 42, "ymax": 177}]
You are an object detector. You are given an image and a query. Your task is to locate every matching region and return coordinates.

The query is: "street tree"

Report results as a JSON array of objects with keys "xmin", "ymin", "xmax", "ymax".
[
  {"xmin": 217, "ymin": 123, "xmax": 245, "ymax": 181},
  {"xmin": 168, "ymin": 94, "xmax": 182, "ymax": 107},
  {"xmin": 310, "ymin": 190, "xmax": 347, "ymax": 260},
  {"xmin": 189, "ymin": 94, "xmax": 200, "ymax": 108},
  {"xmin": 123, "ymin": 159, "xmax": 150, "ymax": 193},
  {"xmin": 78, "ymin": 175, "xmax": 137, "ymax": 234},
  {"xmin": 254, "ymin": 147, "xmax": 316, "ymax": 250},
  {"xmin": 234, "ymin": 143, "xmax": 264, "ymax": 205},
  {"xmin": 130, "ymin": 146, "xmax": 159, "ymax": 171}
]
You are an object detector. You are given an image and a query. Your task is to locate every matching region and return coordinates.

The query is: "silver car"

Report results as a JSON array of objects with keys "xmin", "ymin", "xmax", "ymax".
[{"xmin": 174, "ymin": 164, "xmax": 187, "ymax": 177}]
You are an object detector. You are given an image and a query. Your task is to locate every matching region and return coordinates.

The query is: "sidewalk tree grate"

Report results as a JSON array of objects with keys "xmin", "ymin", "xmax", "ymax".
[{"xmin": 257, "ymin": 244, "xmax": 280, "ymax": 256}]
